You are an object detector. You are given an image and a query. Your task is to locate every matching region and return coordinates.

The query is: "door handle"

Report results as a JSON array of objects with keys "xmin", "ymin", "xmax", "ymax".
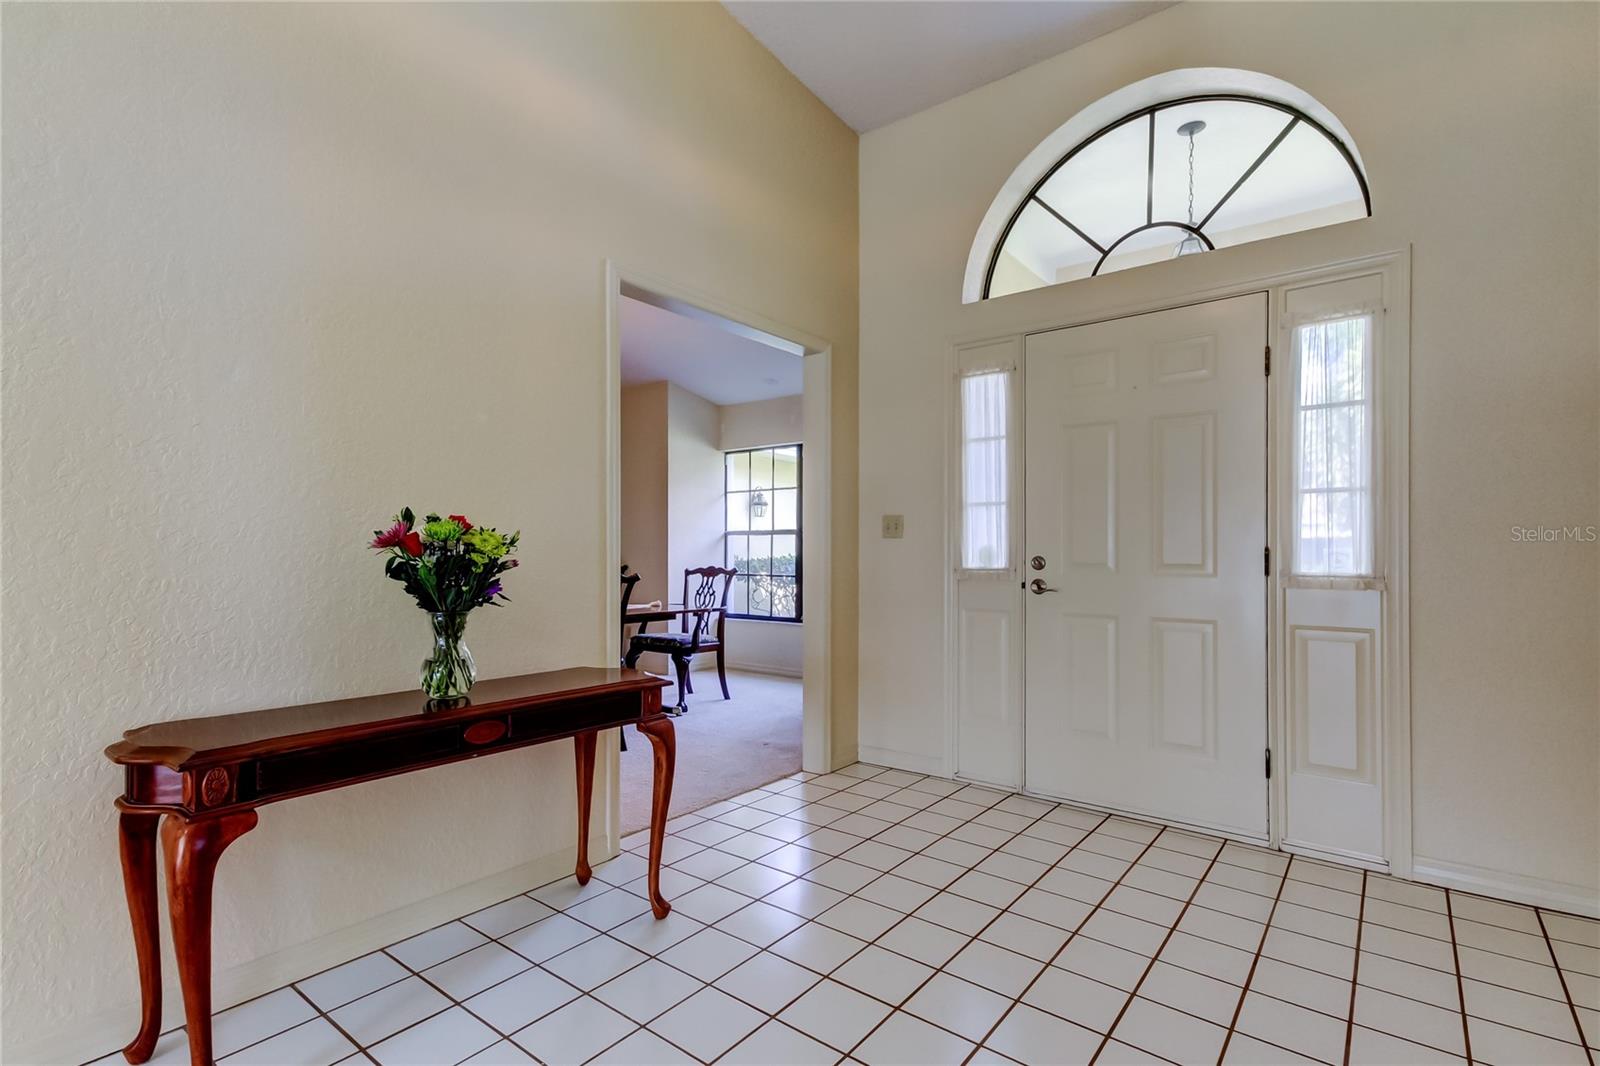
[{"xmin": 1029, "ymin": 578, "xmax": 1059, "ymax": 595}]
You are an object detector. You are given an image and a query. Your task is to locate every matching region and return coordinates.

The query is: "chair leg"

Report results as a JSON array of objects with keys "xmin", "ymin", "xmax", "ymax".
[
  {"xmin": 624, "ymin": 645, "xmax": 643, "ymax": 670},
  {"xmin": 671, "ymin": 655, "xmax": 690, "ymax": 714},
  {"xmin": 717, "ymin": 646, "xmax": 730, "ymax": 700},
  {"xmin": 684, "ymin": 668, "xmax": 693, "ymax": 695}
]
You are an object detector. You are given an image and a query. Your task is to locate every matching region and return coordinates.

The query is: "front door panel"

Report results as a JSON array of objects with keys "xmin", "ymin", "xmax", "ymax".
[{"xmin": 1023, "ymin": 293, "xmax": 1268, "ymax": 838}]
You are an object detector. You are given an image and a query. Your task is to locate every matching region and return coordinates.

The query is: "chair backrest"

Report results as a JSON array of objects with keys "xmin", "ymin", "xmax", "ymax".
[
  {"xmin": 681, "ymin": 565, "xmax": 736, "ymax": 645},
  {"xmin": 620, "ymin": 566, "xmax": 642, "ymax": 615}
]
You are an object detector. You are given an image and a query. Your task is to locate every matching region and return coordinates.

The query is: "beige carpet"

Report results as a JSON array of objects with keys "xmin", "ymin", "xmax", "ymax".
[{"xmin": 619, "ymin": 669, "xmax": 801, "ymax": 834}]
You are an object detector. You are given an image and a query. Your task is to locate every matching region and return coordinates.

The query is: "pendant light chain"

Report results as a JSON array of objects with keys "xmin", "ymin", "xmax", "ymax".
[{"xmin": 1187, "ymin": 132, "xmax": 1196, "ymax": 226}]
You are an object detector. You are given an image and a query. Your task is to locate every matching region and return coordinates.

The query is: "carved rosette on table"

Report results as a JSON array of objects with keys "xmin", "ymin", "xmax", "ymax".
[{"xmin": 199, "ymin": 767, "xmax": 231, "ymax": 808}]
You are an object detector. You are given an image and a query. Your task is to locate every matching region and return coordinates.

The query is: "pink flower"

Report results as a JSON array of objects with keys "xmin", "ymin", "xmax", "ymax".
[{"xmin": 370, "ymin": 521, "xmax": 408, "ymax": 550}]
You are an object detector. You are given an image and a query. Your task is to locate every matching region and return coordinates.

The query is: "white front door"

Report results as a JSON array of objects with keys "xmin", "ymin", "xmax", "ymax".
[{"xmin": 1023, "ymin": 293, "xmax": 1269, "ymax": 838}]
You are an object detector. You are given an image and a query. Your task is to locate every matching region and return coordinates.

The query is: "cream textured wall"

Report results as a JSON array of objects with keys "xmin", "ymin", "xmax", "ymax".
[
  {"xmin": 859, "ymin": 3, "xmax": 1598, "ymax": 895},
  {"xmin": 666, "ymin": 384, "xmax": 726, "ymax": 595},
  {"xmin": 620, "ymin": 382, "xmax": 669, "ymax": 604},
  {"xmin": 1, "ymin": 2, "xmax": 857, "ymax": 1055},
  {"xmin": 722, "ymin": 394, "xmax": 804, "ymax": 452}
]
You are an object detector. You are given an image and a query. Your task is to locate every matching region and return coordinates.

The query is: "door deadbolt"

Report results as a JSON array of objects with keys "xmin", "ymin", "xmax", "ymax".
[
  {"xmin": 1030, "ymin": 555, "xmax": 1047, "ymax": 571},
  {"xmin": 1029, "ymin": 578, "xmax": 1059, "ymax": 595}
]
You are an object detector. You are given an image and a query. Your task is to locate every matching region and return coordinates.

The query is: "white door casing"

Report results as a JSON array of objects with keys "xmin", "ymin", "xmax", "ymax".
[{"xmin": 1023, "ymin": 293, "xmax": 1270, "ymax": 839}]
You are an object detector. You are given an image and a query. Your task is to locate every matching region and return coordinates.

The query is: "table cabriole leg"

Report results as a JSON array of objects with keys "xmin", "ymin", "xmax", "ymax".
[
  {"xmin": 161, "ymin": 810, "xmax": 258, "ymax": 1066},
  {"xmin": 634, "ymin": 714, "xmax": 676, "ymax": 918},
  {"xmin": 573, "ymin": 731, "xmax": 597, "ymax": 884},
  {"xmin": 118, "ymin": 810, "xmax": 163, "ymax": 1064}
]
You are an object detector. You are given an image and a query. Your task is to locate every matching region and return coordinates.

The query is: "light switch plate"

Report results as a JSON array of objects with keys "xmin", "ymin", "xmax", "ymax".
[{"xmin": 882, "ymin": 514, "xmax": 905, "ymax": 539}]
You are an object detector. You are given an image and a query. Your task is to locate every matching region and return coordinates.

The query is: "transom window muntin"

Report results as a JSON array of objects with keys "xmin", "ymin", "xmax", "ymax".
[
  {"xmin": 724, "ymin": 444, "xmax": 801, "ymax": 620},
  {"xmin": 985, "ymin": 94, "xmax": 1371, "ymax": 299}
]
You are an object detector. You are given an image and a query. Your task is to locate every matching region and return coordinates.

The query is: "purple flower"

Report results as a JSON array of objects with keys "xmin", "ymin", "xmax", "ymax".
[{"xmin": 483, "ymin": 580, "xmax": 503, "ymax": 600}]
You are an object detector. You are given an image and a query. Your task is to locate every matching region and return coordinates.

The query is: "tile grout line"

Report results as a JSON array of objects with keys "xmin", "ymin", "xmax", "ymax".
[
  {"xmin": 1442, "ymin": 888, "xmax": 1474, "ymax": 1065},
  {"xmin": 572, "ymin": 787, "xmax": 1588, "ymax": 1066},
  {"xmin": 286, "ymin": 983, "xmax": 381, "ymax": 1065},
  {"xmin": 705, "ymin": 777, "xmax": 1118, "ymax": 1061},
  {"xmin": 101, "ymin": 785, "xmax": 1306, "ymax": 1066},
  {"xmin": 467, "ymin": 770, "xmax": 883, "ymax": 1065},
  {"xmin": 1536, "ymin": 908, "xmax": 1597, "ymax": 1066},
  {"xmin": 585, "ymin": 769, "xmax": 1082, "ymax": 1061},
  {"xmin": 1086, "ymin": 837, "xmax": 1227, "ymax": 1064},
  {"xmin": 1215, "ymin": 854, "xmax": 1296, "ymax": 1062},
  {"xmin": 549, "ymin": 771, "xmax": 1041, "ymax": 1061},
  {"xmin": 690, "ymin": 777, "xmax": 1061, "ymax": 1062},
  {"xmin": 532, "ymin": 782, "xmax": 1596, "ymax": 1064},
  {"xmin": 959, "ymin": 826, "xmax": 1172, "ymax": 1065},
  {"xmin": 833, "ymin": 808, "xmax": 1118, "ymax": 1063},
  {"xmin": 618, "ymin": 831, "xmax": 1580, "ymax": 1039},
  {"xmin": 571, "ymin": 766, "xmax": 995, "ymax": 1064},
  {"xmin": 272, "ymin": 775, "xmax": 830, "ymax": 1065},
  {"xmin": 94, "ymin": 764, "xmax": 1600, "ymax": 1066},
  {"xmin": 1339, "ymin": 868, "xmax": 1368, "ymax": 1066}
]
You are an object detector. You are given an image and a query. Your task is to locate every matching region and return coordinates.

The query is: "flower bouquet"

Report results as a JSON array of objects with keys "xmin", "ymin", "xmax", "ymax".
[{"xmin": 370, "ymin": 508, "xmax": 520, "ymax": 703}]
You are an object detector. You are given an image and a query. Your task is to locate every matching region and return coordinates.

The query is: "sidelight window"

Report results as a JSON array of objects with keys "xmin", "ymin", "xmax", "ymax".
[
  {"xmin": 1292, "ymin": 315, "xmax": 1374, "ymax": 576},
  {"xmin": 960, "ymin": 371, "xmax": 1011, "ymax": 570}
]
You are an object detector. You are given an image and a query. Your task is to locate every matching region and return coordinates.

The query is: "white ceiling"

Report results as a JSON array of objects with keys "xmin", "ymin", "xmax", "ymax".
[
  {"xmin": 620, "ymin": 295, "xmax": 803, "ymax": 406},
  {"xmin": 723, "ymin": 1, "xmax": 1175, "ymax": 132}
]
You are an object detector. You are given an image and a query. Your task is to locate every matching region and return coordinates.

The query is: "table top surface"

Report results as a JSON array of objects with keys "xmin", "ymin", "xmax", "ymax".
[{"xmin": 106, "ymin": 666, "xmax": 667, "ymax": 769}]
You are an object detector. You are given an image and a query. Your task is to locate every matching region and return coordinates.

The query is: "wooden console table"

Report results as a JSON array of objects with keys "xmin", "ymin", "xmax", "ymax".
[{"xmin": 105, "ymin": 667, "xmax": 673, "ymax": 1066}]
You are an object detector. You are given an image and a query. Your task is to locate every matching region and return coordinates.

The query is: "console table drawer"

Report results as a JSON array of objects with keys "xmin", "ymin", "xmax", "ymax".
[{"xmin": 253, "ymin": 727, "xmax": 461, "ymax": 797}]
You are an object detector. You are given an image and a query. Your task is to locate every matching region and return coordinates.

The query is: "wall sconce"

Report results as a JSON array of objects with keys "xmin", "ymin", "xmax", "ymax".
[{"xmin": 750, "ymin": 488, "xmax": 768, "ymax": 518}]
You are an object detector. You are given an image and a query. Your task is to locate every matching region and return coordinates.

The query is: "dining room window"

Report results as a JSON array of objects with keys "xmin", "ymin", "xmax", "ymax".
[{"xmin": 725, "ymin": 444, "xmax": 801, "ymax": 620}]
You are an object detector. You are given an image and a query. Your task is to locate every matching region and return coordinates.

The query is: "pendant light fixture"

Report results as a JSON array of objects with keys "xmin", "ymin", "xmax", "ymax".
[
  {"xmin": 1173, "ymin": 119, "xmax": 1208, "ymax": 258},
  {"xmin": 749, "ymin": 487, "xmax": 768, "ymax": 519}
]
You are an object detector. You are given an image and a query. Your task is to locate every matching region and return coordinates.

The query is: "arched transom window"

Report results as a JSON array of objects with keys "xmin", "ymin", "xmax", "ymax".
[{"xmin": 977, "ymin": 78, "xmax": 1371, "ymax": 300}]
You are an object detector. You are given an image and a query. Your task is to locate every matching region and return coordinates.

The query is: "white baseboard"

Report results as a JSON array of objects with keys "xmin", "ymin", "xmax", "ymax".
[
  {"xmin": 13, "ymin": 838, "xmax": 611, "ymax": 1066},
  {"xmin": 725, "ymin": 661, "xmax": 803, "ymax": 679},
  {"xmin": 1410, "ymin": 855, "xmax": 1600, "ymax": 918},
  {"xmin": 855, "ymin": 745, "xmax": 946, "ymax": 776},
  {"xmin": 648, "ymin": 660, "xmax": 802, "ymax": 680}
]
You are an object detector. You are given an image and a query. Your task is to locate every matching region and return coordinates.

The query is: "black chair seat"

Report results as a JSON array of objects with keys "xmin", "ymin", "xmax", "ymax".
[
  {"xmin": 630, "ymin": 631, "xmax": 695, "ymax": 652},
  {"xmin": 631, "ymin": 631, "xmax": 722, "ymax": 652}
]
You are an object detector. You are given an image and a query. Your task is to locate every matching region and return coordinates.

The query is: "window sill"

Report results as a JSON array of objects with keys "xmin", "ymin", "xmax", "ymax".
[
  {"xmin": 726, "ymin": 615, "xmax": 803, "ymax": 625},
  {"xmin": 1283, "ymin": 575, "xmax": 1386, "ymax": 592}
]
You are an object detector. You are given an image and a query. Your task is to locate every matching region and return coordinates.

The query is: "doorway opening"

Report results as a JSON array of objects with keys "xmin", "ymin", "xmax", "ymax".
[{"xmin": 605, "ymin": 268, "xmax": 833, "ymax": 833}]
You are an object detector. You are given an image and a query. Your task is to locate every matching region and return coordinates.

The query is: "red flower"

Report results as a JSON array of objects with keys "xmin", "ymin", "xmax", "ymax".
[
  {"xmin": 401, "ymin": 531, "xmax": 424, "ymax": 557},
  {"xmin": 449, "ymin": 514, "xmax": 473, "ymax": 531}
]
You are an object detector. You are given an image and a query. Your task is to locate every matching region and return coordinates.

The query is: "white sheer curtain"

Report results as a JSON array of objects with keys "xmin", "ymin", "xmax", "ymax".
[
  {"xmin": 961, "ymin": 371, "xmax": 1011, "ymax": 570},
  {"xmin": 1293, "ymin": 315, "xmax": 1374, "ymax": 576}
]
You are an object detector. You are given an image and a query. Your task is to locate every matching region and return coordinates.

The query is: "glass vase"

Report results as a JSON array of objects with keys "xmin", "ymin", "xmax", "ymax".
[{"xmin": 421, "ymin": 611, "xmax": 476, "ymax": 703}]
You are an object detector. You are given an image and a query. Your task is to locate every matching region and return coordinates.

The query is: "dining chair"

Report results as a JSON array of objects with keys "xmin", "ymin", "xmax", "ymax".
[{"xmin": 624, "ymin": 565, "xmax": 736, "ymax": 714}]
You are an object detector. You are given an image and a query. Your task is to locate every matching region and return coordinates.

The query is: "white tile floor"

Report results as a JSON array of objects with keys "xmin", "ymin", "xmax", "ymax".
[{"xmin": 91, "ymin": 764, "xmax": 1600, "ymax": 1066}]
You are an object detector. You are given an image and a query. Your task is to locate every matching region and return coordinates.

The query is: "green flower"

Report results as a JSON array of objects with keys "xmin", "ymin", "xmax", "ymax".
[
  {"xmin": 423, "ymin": 518, "xmax": 466, "ymax": 543},
  {"xmin": 461, "ymin": 527, "xmax": 508, "ymax": 559}
]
